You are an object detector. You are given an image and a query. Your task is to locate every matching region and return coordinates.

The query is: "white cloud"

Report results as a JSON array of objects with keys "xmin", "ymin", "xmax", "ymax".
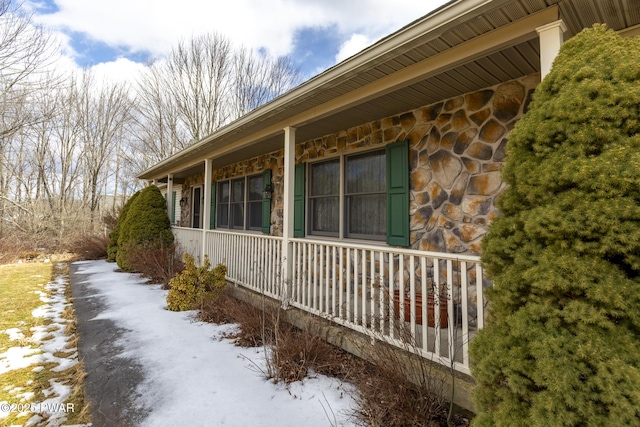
[
  {"xmin": 335, "ymin": 33, "xmax": 372, "ymax": 63},
  {"xmin": 29, "ymin": 0, "xmax": 452, "ymax": 83},
  {"xmin": 91, "ymin": 58, "xmax": 148, "ymax": 86}
]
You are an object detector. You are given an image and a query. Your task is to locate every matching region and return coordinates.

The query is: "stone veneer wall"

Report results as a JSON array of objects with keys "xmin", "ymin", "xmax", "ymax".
[
  {"xmin": 180, "ymin": 74, "xmax": 540, "ymax": 255},
  {"xmin": 407, "ymin": 75, "xmax": 539, "ymax": 254}
]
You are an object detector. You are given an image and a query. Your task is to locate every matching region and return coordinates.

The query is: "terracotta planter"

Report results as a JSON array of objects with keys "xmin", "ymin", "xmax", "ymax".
[{"xmin": 393, "ymin": 290, "xmax": 448, "ymax": 328}]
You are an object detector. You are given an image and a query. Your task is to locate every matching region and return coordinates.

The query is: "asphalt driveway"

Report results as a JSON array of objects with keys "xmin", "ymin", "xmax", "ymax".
[{"xmin": 69, "ymin": 263, "xmax": 148, "ymax": 427}]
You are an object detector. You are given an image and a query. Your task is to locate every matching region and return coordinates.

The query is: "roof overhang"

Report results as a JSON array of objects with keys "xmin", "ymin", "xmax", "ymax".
[{"xmin": 140, "ymin": 0, "xmax": 640, "ymax": 182}]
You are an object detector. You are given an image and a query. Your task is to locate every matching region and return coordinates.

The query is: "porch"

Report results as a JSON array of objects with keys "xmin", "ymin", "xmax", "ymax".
[{"xmin": 173, "ymin": 226, "xmax": 488, "ymax": 377}]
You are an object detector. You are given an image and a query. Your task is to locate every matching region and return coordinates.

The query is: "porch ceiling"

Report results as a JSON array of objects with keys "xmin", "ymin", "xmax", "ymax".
[{"xmin": 140, "ymin": 0, "xmax": 640, "ymax": 181}]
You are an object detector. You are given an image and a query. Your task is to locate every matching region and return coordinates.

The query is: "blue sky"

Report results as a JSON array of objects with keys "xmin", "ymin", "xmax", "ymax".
[{"xmin": 29, "ymin": 0, "xmax": 450, "ymax": 80}]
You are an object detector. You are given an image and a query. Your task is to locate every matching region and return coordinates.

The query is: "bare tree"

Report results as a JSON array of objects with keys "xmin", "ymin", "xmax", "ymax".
[
  {"xmin": 231, "ymin": 47, "xmax": 300, "ymax": 118},
  {"xmin": 0, "ymin": 0, "xmax": 58, "ymax": 137},
  {"xmin": 166, "ymin": 33, "xmax": 233, "ymax": 141},
  {"xmin": 129, "ymin": 63, "xmax": 188, "ymax": 173},
  {"xmin": 0, "ymin": 0, "xmax": 59, "ymax": 242},
  {"xmin": 77, "ymin": 70, "xmax": 133, "ymax": 233},
  {"xmin": 132, "ymin": 32, "xmax": 302, "ymax": 171},
  {"xmin": 0, "ymin": 6, "xmax": 303, "ymax": 252}
]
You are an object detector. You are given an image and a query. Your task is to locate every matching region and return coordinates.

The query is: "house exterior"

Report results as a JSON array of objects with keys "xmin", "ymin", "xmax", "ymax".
[{"xmin": 139, "ymin": 0, "xmax": 639, "ymax": 409}]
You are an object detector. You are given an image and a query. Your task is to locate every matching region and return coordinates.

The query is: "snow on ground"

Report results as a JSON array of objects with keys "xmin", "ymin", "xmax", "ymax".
[
  {"xmin": 0, "ymin": 272, "xmax": 81, "ymax": 426},
  {"xmin": 74, "ymin": 260, "xmax": 357, "ymax": 427}
]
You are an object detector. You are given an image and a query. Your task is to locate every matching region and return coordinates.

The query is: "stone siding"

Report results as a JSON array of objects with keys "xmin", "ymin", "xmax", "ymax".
[
  {"xmin": 407, "ymin": 75, "xmax": 539, "ymax": 254},
  {"xmin": 180, "ymin": 74, "xmax": 539, "ymax": 255}
]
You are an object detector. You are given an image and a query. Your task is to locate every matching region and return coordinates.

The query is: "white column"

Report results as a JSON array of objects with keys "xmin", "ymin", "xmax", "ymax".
[
  {"xmin": 202, "ymin": 159, "xmax": 212, "ymax": 261},
  {"xmin": 536, "ymin": 20, "xmax": 567, "ymax": 79},
  {"xmin": 166, "ymin": 174, "xmax": 174, "ymax": 223},
  {"xmin": 282, "ymin": 126, "xmax": 296, "ymax": 306}
]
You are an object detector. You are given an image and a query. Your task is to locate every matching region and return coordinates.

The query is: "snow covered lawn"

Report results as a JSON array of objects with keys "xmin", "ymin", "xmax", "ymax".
[
  {"xmin": 73, "ymin": 260, "xmax": 356, "ymax": 426},
  {"xmin": 0, "ymin": 262, "xmax": 87, "ymax": 427}
]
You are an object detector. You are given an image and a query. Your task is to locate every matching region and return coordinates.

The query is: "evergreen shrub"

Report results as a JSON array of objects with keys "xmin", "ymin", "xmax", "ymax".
[
  {"xmin": 166, "ymin": 254, "xmax": 227, "ymax": 311},
  {"xmin": 470, "ymin": 25, "xmax": 640, "ymax": 426},
  {"xmin": 106, "ymin": 190, "xmax": 140, "ymax": 262},
  {"xmin": 115, "ymin": 185, "xmax": 173, "ymax": 271}
]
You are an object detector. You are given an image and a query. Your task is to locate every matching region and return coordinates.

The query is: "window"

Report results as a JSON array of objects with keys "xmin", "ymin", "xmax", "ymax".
[
  {"xmin": 216, "ymin": 174, "xmax": 263, "ymax": 231},
  {"xmin": 192, "ymin": 186, "xmax": 202, "ymax": 229},
  {"xmin": 345, "ymin": 150, "xmax": 386, "ymax": 239},
  {"xmin": 308, "ymin": 149, "xmax": 386, "ymax": 240},
  {"xmin": 217, "ymin": 181, "xmax": 229, "ymax": 227},
  {"xmin": 246, "ymin": 175, "xmax": 263, "ymax": 231},
  {"xmin": 230, "ymin": 178, "xmax": 244, "ymax": 229},
  {"xmin": 298, "ymin": 140, "xmax": 410, "ymax": 246},
  {"xmin": 309, "ymin": 159, "xmax": 339, "ymax": 236}
]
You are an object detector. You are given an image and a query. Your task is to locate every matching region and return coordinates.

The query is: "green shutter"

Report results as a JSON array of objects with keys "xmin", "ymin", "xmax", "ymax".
[
  {"xmin": 386, "ymin": 139, "xmax": 410, "ymax": 247},
  {"xmin": 171, "ymin": 191, "xmax": 176, "ymax": 224},
  {"xmin": 294, "ymin": 163, "xmax": 305, "ymax": 237},
  {"xmin": 209, "ymin": 182, "xmax": 216, "ymax": 230},
  {"xmin": 261, "ymin": 169, "xmax": 272, "ymax": 234}
]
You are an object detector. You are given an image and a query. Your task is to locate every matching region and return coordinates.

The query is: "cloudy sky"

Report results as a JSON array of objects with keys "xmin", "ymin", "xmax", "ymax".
[{"xmin": 28, "ymin": 0, "xmax": 451, "ymax": 82}]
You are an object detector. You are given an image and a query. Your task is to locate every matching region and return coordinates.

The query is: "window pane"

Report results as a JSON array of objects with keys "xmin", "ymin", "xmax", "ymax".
[
  {"xmin": 217, "ymin": 182, "xmax": 229, "ymax": 228},
  {"xmin": 310, "ymin": 160, "xmax": 339, "ymax": 196},
  {"xmin": 231, "ymin": 203, "xmax": 244, "ymax": 229},
  {"xmin": 311, "ymin": 197, "xmax": 339, "ymax": 234},
  {"xmin": 247, "ymin": 175, "xmax": 263, "ymax": 202},
  {"xmin": 346, "ymin": 150, "xmax": 385, "ymax": 194},
  {"xmin": 231, "ymin": 179, "xmax": 244, "ymax": 202},
  {"xmin": 248, "ymin": 201, "xmax": 262, "ymax": 230},
  {"xmin": 218, "ymin": 182, "xmax": 229, "ymax": 203},
  {"xmin": 217, "ymin": 204, "xmax": 228, "ymax": 227},
  {"xmin": 347, "ymin": 194, "xmax": 386, "ymax": 237}
]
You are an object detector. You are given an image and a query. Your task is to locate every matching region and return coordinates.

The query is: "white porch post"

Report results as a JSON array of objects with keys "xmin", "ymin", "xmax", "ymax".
[
  {"xmin": 166, "ymin": 174, "xmax": 174, "ymax": 222},
  {"xmin": 536, "ymin": 20, "xmax": 567, "ymax": 79},
  {"xmin": 282, "ymin": 126, "xmax": 296, "ymax": 306},
  {"xmin": 202, "ymin": 158, "xmax": 213, "ymax": 262}
]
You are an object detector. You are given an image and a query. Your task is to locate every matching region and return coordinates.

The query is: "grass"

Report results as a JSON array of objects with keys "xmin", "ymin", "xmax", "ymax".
[{"xmin": 0, "ymin": 261, "xmax": 90, "ymax": 426}]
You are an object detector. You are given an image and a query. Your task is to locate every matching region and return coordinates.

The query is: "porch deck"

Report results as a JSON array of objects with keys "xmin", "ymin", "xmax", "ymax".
[{"xmin": 173, "ymin": 226, "xmax": 489, "ymax": 376}]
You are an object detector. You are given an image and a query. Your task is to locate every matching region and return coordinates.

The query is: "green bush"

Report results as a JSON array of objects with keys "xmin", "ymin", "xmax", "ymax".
[
  {"xmin": 167, "ymin": 254, "xmax": 227, "ymax": 311},
  {"xmin": 116, "ymin": 185, "xmax": 174, "ymax": 271},
  {"xmin": 107, "ymin": 191, "xmax": 140, "ymax": 262},
  {"xmin": 469, "ymin": 25, "xmax": 640, "ymax": 426}
]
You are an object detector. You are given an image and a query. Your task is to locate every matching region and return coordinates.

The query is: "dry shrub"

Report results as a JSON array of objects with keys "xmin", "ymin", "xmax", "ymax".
[
  {"xmin": 127, "ymin": 241, "xmax": 184, "ymax": 287},
  {"xmin": 267, "ymin": 320, "xmax": 360, "ymax": 384},
  {"xmin": 102, "ymin": 207, "xmax": 120, "ymax": 232},
  {"xmin": 200, "ymin": 291, "xmax": 276, "ymax": 347},
  {"xmin": 0, "ymin": 235, "xmax": 35, "ymax": 264},
  {"xmin": 347, "ymin": 320, "xmax": 453, "ymax": 427},
  {"xmin": 194, "ymin": 289, "xmax": 468, "ymax": 425},
  {"xmin": 198, "ymin": 290, "xmax": 360, "ymax": 383},
  {"xmin": 198, "ymin": 290, "xmax": 236, "ymax": 324},
  {"xmin": 67, "ymin": 234, "xmax": 110, "ymax": 260},
  {"xmin": 349, "ymin": 356, "xmax": 447, "ymax": 427}
]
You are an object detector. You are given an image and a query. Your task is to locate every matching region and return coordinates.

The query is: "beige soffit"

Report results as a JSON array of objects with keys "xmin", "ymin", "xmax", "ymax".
[{"xmin": 196, "ymin": 7, "xmax": 557, "ymax": 158}]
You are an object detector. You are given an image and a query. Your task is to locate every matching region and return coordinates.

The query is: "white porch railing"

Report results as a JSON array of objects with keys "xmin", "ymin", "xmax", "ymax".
[
  {"xmin": 172, "ymin": 227, "xmax": 487, "ymax": 376},
  {"xmin": 290, "ymin": 238, "xmax": 486, "ymax": 375},
  {"xmin": 203, "ymin": 230, "xmax": 284, "ymax": 300},
  {"xmin": 173, "ymin": 227, "xmax": 203, "ymax": 262}
]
